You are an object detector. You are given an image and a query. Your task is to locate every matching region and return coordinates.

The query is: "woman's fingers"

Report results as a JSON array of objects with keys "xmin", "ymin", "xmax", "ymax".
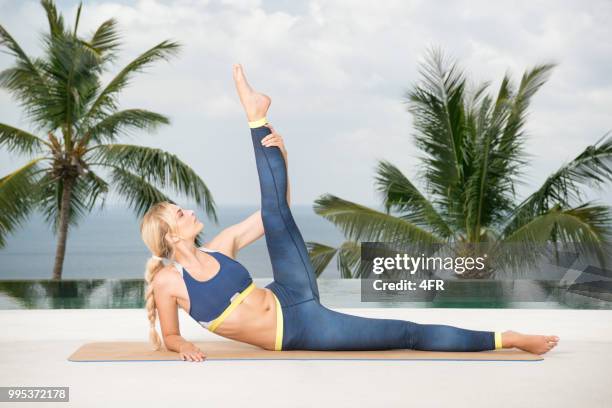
[
  {"xmin": 261, "ymin": 132, "xmax": 279, "ymax": 142},
  {"xmin": 261, "ymin": 134, "xmax": 283, "ymax": 147},
  {"xmin": 191, "ymin": 351, "xmax": 205, "ymax": 362},
  {"xmin": 261, "ymin": 136, "xmax": 277, "ymax": 145},
  {"xmin": 180, "ymin": 351, "xmax": 206, "ymax": 362},
  {"xmin": 261, "ymin": 123, "xmax": 285, "ymax": 149},
  {"xmin": 263, "ymin": 139, "xmax": 281, "ymax": 147}
]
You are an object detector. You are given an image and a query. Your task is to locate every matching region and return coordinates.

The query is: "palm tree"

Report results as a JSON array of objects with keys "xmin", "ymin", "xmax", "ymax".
[
  {"xmin": 307, "ymin": 46, "xmax": 612, "ymax": 279},
  {"xmin": 0, "ymin": 0, "xmax": 218, "ymax": 279}
]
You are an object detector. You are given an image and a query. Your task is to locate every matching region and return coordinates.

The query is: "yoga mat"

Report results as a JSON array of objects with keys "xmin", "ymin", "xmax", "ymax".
[{"xmin": 68, "ymin": 341, "xmax": 543, "ymax": 362}]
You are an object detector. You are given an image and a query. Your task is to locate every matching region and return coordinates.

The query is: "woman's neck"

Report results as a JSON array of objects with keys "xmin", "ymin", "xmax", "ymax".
[{"xmin": 173, "ymin": 242, "xmax": 199, "ymax": 266}]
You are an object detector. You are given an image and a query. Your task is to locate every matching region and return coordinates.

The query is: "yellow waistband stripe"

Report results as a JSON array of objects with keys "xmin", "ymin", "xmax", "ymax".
[
  {"xmin": 273, "ymin": 293, "xmax": 283, "ymax": 351},
  {"xmin": 494, "ymin": 331, "xmax": 502, "ymax": 350},
  {"xmin": 207, "ymin": 282, "xmax": 256, "ymax": 333},
  {"xmin": 248, "ymin": 117, "xmax": 268, "ymax": 128}
]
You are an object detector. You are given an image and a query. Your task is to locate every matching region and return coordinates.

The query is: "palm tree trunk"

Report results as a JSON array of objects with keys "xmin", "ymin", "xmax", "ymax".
[{"xmin": 52, "ymin": 177, "xmax": 75, "ymax": 280}]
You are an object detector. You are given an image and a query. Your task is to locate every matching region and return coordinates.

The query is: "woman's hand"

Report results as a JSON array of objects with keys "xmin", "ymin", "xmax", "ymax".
[
  {"xmin": 262, "ymin": 123, "xmax": 287, "ymax": 156},
  {"xmin": 178, "ymin": 342, "xmax": 207, "ymax": 362}
]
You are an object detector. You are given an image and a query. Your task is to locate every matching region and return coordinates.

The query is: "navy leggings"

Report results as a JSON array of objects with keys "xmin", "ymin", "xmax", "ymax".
[{"xmin": 250, "ymin": 123, "xmax": 498, "ymax": 351}]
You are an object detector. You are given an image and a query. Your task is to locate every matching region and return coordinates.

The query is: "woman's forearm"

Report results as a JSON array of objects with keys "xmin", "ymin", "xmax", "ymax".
[
  {"xmin": 283, "ymin": 150, "xmax": 290, "ymax": 206},
  {"xmin": 164, "ymin": 334, "xmax": 190, "ymax": 353}
]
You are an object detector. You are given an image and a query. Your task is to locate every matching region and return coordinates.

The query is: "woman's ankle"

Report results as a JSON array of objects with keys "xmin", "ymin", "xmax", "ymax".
[
  {"xmin": 501, "ymin": 330, "xmax": 518, "ymax": 348},
  {"xmin": 248, "ymin": 117, "xmax": 268, "ymax": 128}
]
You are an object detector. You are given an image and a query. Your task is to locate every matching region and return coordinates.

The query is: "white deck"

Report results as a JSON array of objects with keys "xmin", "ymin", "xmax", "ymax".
[{"xmin": 1, "ymin": 307, "xmax": 611, "ymax": 407}]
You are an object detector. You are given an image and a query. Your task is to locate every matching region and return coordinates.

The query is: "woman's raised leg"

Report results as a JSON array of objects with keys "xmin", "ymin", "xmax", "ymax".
[
  {"xmin": 233, "ymin": 64, "xmax": 320, "ymax": 304},
  {"xmin": 249, "ymin": 123, "xmax": 321, "ymax": 304}
]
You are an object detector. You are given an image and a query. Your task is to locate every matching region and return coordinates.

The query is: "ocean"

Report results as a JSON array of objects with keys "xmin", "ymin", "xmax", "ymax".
[{"xmin": 0, "ymin": 204, "xmax": 347, "ymax": 280}]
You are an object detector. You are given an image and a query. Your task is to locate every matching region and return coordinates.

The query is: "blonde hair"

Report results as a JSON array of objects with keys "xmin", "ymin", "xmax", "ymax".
[{"xmin": 139, "ymin": 201, "xmax": 180, "ymax": 351}]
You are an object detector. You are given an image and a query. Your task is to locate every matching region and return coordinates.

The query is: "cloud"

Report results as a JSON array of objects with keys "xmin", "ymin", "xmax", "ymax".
[{"xmin": 0, "ymin": 0, "xmax": 610, "ymax": 207}]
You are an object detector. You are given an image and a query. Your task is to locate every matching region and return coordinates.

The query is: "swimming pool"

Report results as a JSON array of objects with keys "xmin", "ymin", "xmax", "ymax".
[{"xmin": 0, "ymin": 278, "xmax": 609, "ymax": 310}]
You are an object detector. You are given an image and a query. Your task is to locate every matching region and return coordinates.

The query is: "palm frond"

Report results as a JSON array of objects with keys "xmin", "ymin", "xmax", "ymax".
[
  {"xmin": 374, "ymin": 159, "xmax": 452, "ymax": 237},
  {"xmin": 463, "ymin": 89, "xmax": 516, "ymax": 239},
  {"xmin": 0, "ymin": 24, "xmax": 37, "ymax": 65},
  {"xmin": 0, "ymin": 27, "xmax": 51, "ymax": 122},
  {"xmin": 79, "ymin": 17, "xmax": 121, "ymax": 64},
  {"xmin": 305, "ymin": 241, "xmax": 339, "ymax": 277},
  {"xmin": 37, "ymin": 29, "xmax": 102, "ymax": 131},
  {"xmin": 108, "ymin": 166, "xmax": 175, "ymax": 218},
  {"xmin": 0, "ymin": 159, "xmax": 46, "ymax": 247},
  {"xmin": 336, "ymin": 240, "xmax": 368, "ymax": 278},
  {"xmin": 501, "ymin": 63, "xmax": 556, "ymax": 147},
  {"xmin": 502, "ymin": 132, "xmax": 612, "ymax": 236},
  {"xmin": 87, "ymin": 144, "xmax": 218, "ymax": 222},
  {"xmin": 313, "ymin": 193, "xmax": 443, "ymax": 247},
  {"xmin": 84, "ymin": 40, "xmax": 181, "ymax": 120},
  {"xmin": 83, "ymin": 109, "xmax": 170, "ymax": 145},
  {"xmin": 494, "ymin": 64, "xmax": 556, "ymax": 196},
  {"xmin": 0, "ymin": 123, "xmax": 49, "ymax": 155},
  {"xmin": 72, "ymin": 2, "xmax": 83, "ymax": 37},
  {"xmin": 404, "ymin": 46, "xmax": 468, "ymax": 222},
  {"xmin": 502, "ymin": 203, "xmax": 612, "ymax": 268},
  {"xmin": 74, "ymin": 169, "xmax": 110, "ymax": 212},
  {"xmin": 41, "ymin": 0, "xmax": 65, "ymax": 37}
]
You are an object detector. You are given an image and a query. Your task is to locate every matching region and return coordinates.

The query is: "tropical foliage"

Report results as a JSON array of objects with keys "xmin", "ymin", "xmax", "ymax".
[
  {"xmin": 0, "ymin": 1, "xmax": 218, "ymax": 279},
  {"xmin": 307, "ymin": 47, "xmax": 612, "ymax": 279}
]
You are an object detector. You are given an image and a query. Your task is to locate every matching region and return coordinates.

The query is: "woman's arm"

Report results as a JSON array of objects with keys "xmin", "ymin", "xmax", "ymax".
[
  {"xmin": 283, "ymin": 149, "xmax": 290, "ymax": 206},
  {"xmin": 154, "ymin": 275, "xmax": 205, "ymax": 361},
  {"xmin": 216, "ymin": 124, "xmax": 289, "ymax": 256}
]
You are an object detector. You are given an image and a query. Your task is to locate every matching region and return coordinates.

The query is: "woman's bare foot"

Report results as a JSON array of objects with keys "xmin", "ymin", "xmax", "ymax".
[
  {"xmin": 502, "ymin": 330, "xmax": 560, "ymax": 355},
  {"xmin": 232, "ymin": 63, "xmax": 271, "ymax": 122}
]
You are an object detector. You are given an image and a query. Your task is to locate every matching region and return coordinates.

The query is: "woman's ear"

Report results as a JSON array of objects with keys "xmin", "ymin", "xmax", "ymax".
[{"xmin": 164, "ymin": 232, "xmax": 181, "ymax": 245}]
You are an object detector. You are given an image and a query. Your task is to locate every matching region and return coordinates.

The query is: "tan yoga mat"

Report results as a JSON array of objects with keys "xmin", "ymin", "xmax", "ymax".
[{"xmin": 68, "ymin": 341, "xmax": 543, "ymax": 362}]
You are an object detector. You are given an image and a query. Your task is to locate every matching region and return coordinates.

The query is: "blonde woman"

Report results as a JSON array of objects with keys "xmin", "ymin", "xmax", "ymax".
[{"xmin": 139, "ymin": 64, "xmax": 559, "ymax": 362}]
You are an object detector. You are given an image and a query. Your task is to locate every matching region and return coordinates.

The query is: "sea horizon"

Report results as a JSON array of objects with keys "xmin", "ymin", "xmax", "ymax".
[{"xmin": 0, "ymin": 203, "xmax": 350, "ymax": 280}]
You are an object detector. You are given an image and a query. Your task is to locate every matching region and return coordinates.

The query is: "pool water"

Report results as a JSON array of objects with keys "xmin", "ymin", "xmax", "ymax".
[{"xmin": 0, "ymin": 278, "xmax": 610, "ymax": 310}]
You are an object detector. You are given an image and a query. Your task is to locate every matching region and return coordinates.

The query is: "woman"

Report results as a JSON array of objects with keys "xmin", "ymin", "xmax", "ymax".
[{"xmin": 139, "ymin": 64, "xmax": 560, "ymax": 362}]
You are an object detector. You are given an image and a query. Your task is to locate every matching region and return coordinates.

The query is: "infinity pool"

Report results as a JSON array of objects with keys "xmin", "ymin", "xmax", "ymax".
[{"xmin": 0, "ymin": 278, "xmax": 610, "ymax": 309}]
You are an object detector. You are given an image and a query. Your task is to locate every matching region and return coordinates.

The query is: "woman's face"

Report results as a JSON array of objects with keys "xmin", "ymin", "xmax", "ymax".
[{"xmin": 168, "ymin": 204, "xmax": 203, "ymax": 244}]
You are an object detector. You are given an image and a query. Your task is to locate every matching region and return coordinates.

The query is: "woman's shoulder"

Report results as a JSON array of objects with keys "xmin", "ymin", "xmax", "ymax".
[
  {"xmin": 152, "ymin": 263, "xmax": 182, "ymax": 287},
  {"xmin": 201, "ymin": 237, "xmax": 237, "ymax": 259}
]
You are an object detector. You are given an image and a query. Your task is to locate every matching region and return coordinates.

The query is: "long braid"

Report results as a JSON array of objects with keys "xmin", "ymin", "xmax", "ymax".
[
  {"xmin": 140, "ymin": 201, "xmax": 183, "ymax": 351},
  {"xmin": 144, "ymin": 257, "xmax": 164, "ymax": 350}
]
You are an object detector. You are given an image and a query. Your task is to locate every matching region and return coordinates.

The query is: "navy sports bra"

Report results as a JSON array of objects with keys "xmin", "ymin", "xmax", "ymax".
[{"xmin": 174, "ymin": 246, "xmax": 255, "ymax": 332}]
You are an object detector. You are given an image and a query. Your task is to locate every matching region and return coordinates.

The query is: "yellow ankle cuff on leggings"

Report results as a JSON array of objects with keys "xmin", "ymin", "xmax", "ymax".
[
  {"xmin": 248, "ymin": 117, "xmax": 268, "ymax": 128},
  {"xmin": 494, "ymin": 331, "xmax": 502, "ymax": 350}
]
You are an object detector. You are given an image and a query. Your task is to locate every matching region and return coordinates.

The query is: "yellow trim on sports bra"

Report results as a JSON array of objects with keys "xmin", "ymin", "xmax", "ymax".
[
  {"xmin": 273, "ymin": 292, "xmax": 283, "ymax": 351},
  {"xmin": 248, "ymin": 117, "xmax": 268, "ymax": 128},
  {"xmin": 207, "ymin": 282, "xmax": 256, "ymax": 333},
  {"xmin": 494, "ymin": 331, "xmax": 502, "ymax": 350}
]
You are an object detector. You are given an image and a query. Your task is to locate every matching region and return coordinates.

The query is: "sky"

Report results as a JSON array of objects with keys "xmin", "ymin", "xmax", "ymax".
[{"xmin": 1, "ymin": 0, "xmax": 611, "ymax": 211}]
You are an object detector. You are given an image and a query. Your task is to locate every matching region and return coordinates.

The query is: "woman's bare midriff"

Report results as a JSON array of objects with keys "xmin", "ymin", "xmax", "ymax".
[{"xmin": 174, "ymin": 276, "xmax": 279, "ymax": 351}]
